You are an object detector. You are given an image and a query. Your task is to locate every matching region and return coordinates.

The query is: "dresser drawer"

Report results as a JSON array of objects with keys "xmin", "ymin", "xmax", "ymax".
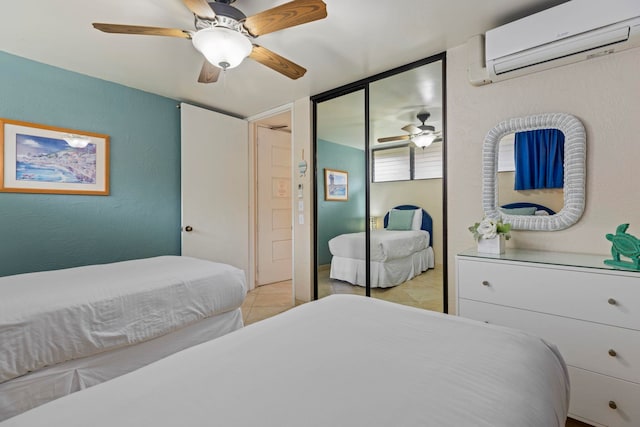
[
  {"xmin": 457, "ymin": 257, "xmax": 640, "ymax": 330},
  {"xmin": 568, "ymin": 366, "xmax": 640, "ymax": 427},
  {"xmin": 458, "ymin": 299, "xmax": 640, "ymax": 384}
]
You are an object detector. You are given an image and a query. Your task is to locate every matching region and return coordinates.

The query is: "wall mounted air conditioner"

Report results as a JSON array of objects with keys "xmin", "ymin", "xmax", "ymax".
[{"xmin": 478, "ymin": 0, "xmax": 640, "ymax": 84}]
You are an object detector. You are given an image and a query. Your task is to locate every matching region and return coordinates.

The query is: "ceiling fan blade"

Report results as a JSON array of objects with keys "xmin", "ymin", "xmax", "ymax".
[
  {"xmin": 249, "ymin": 45, "xmax": 306, "ymax": 80},
  {"xmin": 198, "ymin": 60, "xmax": 220, "ymax": 83},
  {"xmin": 377, "ymin": 135, "xmax": 411, "ymax": 143},
  {"xmin": 182, "ymin": 0, "xmax": 216, "ymax": 19},
  {"xmin": 243, "ymin": 0, "xmax": 327, "ymax": 37},
  {"xmin": 92, "ymin": 23, "xmax": 191, "ymax": 39},
  {"xmin": 401, "ymin": 124, "xmax": 421, "ymax": 134}
]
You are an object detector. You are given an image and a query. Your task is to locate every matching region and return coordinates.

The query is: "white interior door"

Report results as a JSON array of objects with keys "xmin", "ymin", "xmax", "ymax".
[
  {"xmin": 181, "ymin": 103, "xmax": 249, "ymax": 276},
  {"xmin": 257, "ymin": 127, "xmax": 292, "ymax": 285}
]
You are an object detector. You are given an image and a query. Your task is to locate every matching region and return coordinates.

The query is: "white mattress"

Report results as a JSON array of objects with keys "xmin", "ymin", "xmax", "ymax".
[
  {"xmin": 328, "ymin": 230, "xmax": 429, "ymax": 262},
  {"xmin": 0, "ymin": 256, "xmax": 246, "ymax": 384},
  {"xmin": 1, "ymin": 295, "xmax": 570, "ymax": 427}
]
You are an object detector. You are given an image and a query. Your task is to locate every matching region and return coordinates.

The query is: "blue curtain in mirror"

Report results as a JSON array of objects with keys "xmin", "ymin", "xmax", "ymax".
[{"xmin": 514, "ymin": 129, "xmax": 564, "ymax": 190}]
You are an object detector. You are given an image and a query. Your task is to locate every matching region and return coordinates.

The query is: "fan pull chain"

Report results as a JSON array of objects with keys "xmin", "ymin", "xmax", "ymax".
[{"xmin": 221, "ymin": 69, "xmax": 227, "ymax": 91}]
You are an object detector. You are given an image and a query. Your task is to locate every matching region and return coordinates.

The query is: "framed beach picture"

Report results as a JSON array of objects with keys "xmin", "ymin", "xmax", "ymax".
[
  {"xmin": 0, "ymin": 118, "xmax": 109, "ymax": 195},
  {"xmin": 324, "ymin": 168, "xmax": 348, "ymax": 201}
]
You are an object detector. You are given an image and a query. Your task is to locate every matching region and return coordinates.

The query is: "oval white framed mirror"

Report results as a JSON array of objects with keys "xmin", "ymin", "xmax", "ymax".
[{"xmin": 482, "ymin": 112, "xmax": 586, "ymax": 231}]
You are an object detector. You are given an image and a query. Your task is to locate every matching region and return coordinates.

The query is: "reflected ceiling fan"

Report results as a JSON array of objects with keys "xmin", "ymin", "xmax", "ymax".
[
  {"xmin": 92, "ymin": 0, "xmax": 327, "ymax": 83},
  {"xmin": 377, "ymin": 111, "xmax": 442, "ymax": 148}
]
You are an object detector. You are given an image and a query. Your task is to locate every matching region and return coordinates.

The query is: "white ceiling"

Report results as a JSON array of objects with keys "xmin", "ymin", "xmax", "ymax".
[{"xmin": 0, "ymin": 0, "xmax": 567, "ymax": 119}]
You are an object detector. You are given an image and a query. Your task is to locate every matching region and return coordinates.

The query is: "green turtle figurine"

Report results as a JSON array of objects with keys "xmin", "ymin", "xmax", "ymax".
[{"xmin": 604, "ymin": 223, "xmax": 640, "ymax": 270}]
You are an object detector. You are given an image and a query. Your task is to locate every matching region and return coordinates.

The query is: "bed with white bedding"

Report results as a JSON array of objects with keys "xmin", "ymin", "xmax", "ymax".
[
  {"xmin": 0, "ymin": 255, "xmax": 246, "ymax": 421},
  {"xmin": 0, "ymin": 295, "xmax": 570, "ymax": 426},
  {"xmin": 329, "ymin": 205, "xmax": 435, "ymax": 287}
]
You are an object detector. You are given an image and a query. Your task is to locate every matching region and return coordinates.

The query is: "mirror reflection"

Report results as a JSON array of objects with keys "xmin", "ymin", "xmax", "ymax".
[
  {"xmin": 497, "ymin": 129, "xmax": 565, "ymax": 216},
  {"xmin": 314, "ymin": 57, "xmax": 445, "ymax": 313},
  {"xmin": 482, "ymin": 112, "xmax": 586, "ymax": 231},
  {"xmin": 369, "ymin": 61, "xmax": 443, "ymax": 312},
  {"xmin": 316, "ymin": 90, "xmax": 366, "ymax": 298}
]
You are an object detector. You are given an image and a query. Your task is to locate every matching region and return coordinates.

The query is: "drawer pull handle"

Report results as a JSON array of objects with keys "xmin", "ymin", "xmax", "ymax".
[
  {"xmin": 481, "ymin": 280, "xmax": 490, "ymax": 287},
  {"xmin": 607, "ymin": 298, "xmax": 617, "ymax": 305},
  {"xmin": 609, "ymin": 401, "xmax": 617, "ymax": 410},
  {"xmin": 608, "ymin": 349, "xmax": 617, "ymax": 357}
]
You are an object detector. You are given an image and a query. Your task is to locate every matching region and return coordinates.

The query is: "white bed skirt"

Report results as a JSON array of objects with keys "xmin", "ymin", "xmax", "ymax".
[
  {"xmin": 0, "ymin": 308, "xmax": 243, "ymax": 421},
  {"xmin": 330, "ymin": 247, "xmax": 434, "ymax": 288}
]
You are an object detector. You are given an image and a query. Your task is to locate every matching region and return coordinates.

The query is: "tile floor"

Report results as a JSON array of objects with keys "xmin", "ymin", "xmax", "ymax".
[
  {"xmin": 243, "ymin": 265, "xmax": 445, "ymax": 326},
  {"xmin": 241, "ymin": 280, "xmax": 297, "ymax": 325},
  {"xmin": 318, "ymin": 264, "xmax": 444, "ymax": 312}
]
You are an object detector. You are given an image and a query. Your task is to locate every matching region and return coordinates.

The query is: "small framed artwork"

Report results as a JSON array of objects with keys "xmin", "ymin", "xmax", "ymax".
[
  {"xmin": 0, "ymin": 118, "xmax": 109, "ymax": 195},
  {"xmin": 324, "ymin": 168, "xmax": 348, "ymax": 201}
]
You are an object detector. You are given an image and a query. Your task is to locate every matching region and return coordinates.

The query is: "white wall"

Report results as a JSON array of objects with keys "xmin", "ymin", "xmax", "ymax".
[
  {"xmin": 446, "ymin": 45, "xmax": 640, "ymax": 312},
  {"xmin": 292, "ymin": 97, "xmax": 314, "ymax": 302}
]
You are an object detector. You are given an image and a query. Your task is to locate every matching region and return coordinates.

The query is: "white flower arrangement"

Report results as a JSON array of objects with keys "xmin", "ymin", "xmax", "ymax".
[{"xmin": 469, "ymin": 217, "xmax": 511, "ymax": 241}]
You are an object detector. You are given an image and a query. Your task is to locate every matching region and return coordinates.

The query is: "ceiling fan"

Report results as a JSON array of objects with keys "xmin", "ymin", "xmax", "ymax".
[
  {"xmin": 92, "ymin": 0, "xmax": 327, "ymax": 83},
  {"xmin": 377, "ymin": 111, "xmax": 442, "ymax": 148}
]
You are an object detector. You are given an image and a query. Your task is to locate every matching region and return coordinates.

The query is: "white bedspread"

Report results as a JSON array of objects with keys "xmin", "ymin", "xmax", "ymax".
[
  {"xmin": 1, "ymin": 295, "xmax": 569, "ymax": 427},
  {"xmin": 0, "ymin": 256, "xmax": 246, "ymax": 384},
  {"xmin": 328, "ymin": 230, "xmax": 429, "ymax": 262}
]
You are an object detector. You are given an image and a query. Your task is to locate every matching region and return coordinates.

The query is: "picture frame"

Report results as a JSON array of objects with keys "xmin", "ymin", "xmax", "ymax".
[
  {"xmin": 0, "ymin": 118, "xmax": 109, "ymax": 195},
  {"xmin": 324, "ymin": 168, "xmax": 348, "ymax": 201}
]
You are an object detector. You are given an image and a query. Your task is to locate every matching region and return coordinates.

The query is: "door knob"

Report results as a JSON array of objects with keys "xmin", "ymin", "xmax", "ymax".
[{"xmin": 184, "ymin": 226, "xmax": 193, "ymax": 232}]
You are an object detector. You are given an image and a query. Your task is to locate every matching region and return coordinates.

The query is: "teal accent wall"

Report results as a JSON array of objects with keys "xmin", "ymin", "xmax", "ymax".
[
  {"xmin": 317, "ymin": 139, "xmax": 365, "ymax": 265},
  {"xmin": 0, "ymin": 51, "xmax": 181, "ymax": 276}
]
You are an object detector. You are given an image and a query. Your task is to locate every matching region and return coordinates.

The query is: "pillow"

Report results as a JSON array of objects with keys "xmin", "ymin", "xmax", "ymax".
[
  {"xmin": 392, "ymin": 208, "xmax": 422, "ymax": 230},
  {"xmin": 386, "ymin": 209, "xmax": 415, "ymax": 231},
  {"xmin": 411, "ymin": 209, "xmax": 422, "ymax": 230},
  {"xmin": 500, "ymin": 206, "xmax": 537, "ymax": 216}
]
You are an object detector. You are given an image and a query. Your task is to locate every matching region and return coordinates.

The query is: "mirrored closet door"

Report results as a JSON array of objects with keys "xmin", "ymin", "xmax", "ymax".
[
  {"xmin": 368, "ymin": 59, "xmax": 445, "ymax": 312},
  {"xmin": 315, "ymin": 89, "xmax": 366, "ymax": 298},
  {"xmin": 313, "ymin": 53, "xmax": 447, "ymax": 312}
]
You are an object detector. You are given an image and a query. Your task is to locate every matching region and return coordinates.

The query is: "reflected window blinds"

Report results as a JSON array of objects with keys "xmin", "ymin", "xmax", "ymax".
[
  {"xmin": 372, "ymin": 145, "xmax": 443, "ymax": 182},
  {"xmin": 372, "ymin": 146, "xmax": 410, "ymax": 182}
]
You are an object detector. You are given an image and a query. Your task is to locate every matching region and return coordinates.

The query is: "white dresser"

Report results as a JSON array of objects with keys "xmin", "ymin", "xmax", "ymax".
[{"xmin": 456, "ymin": 249, "xmax": 640, "ymax": 427}]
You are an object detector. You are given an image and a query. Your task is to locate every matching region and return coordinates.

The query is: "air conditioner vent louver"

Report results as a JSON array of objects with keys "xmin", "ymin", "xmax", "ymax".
[
  {"xmin": 492, "ymin": 25, "xmax": 630, "ymax": 75},
  {"xmin": 483, "ymin": 0, "xmax": 640, "ymax": 83}
]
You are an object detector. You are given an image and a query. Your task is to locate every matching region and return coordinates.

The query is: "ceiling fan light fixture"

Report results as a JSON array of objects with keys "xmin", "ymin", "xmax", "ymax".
[
  {"xmin": 62, "ymin": 134, "xmax": 91, "ymax": 148},
  {"xmin": 192, "ymin": 27, "xmax": 252, "ymax": 70},
  {"xmin": 412, "ymin": 133, "xmax": 436, "ymax": 148}
]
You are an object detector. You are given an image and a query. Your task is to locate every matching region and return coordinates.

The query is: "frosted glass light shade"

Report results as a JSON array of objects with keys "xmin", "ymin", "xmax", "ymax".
[
  {"xmin": 413, "ymin": 133, "xmax": 436, "ymax": 148},
  {"xmin": 192, "ymin": 27, "xmax": 252, "ymax": 70}
]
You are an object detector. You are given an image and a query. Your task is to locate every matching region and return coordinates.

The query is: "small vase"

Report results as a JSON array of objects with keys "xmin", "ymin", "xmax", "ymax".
[{"xmin": 477, "ymin": 236, "xmax": 505, "ymax": 254}]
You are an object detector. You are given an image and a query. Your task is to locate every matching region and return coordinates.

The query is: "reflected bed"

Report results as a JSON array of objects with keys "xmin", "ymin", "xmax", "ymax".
[
  {"xmin": 501, "ymin": 202, "xmax": 556, "ymax": 216},
  {"xmin": 328, "ymin": 205, "xmax": 435, "ymax": 288}
]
